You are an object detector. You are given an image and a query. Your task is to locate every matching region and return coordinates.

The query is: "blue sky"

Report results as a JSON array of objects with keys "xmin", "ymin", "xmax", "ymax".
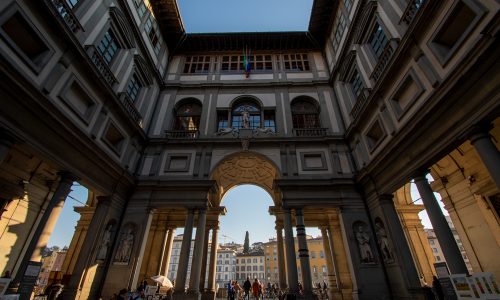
[{"xmin": 177, "ymin": 0, "xmax": 313, "ymax": 33}]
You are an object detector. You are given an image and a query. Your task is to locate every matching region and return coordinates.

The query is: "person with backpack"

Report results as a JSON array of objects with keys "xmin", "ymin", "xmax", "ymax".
[{"xmin": 243, "ymin": 277, "xmax": 252, "ymax": 300}]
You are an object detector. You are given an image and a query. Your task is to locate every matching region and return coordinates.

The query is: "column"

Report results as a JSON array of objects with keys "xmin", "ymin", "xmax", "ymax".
[
  {"xmin": 320, "ymin": 227, "xmax": 339, "ymax": 300},
  {"xmin": 414, "ymin": 174, "xmax": 469, "ymax": 274},
  {"xmin": 62, "ymin": 196, "xmax": 111, "ymax": 299},
  {"xmin": 13, "ymin": 171, "xmax": 77, "ymax": 284},
  {"xmin": 470, "ymin": 129, "xmax": 500, "ymax": 189},
  {"xmin": 0, "ymin": 129, "xmax": 14, "ymax": 164},
  {"xmin": 328, "ymin": 216, "xmax": 352, "ymax": 299},
  {"xmin": 199, "ymin": 227, "xmax": 210, "ymax": 291},
  {"xmin": 0, "ymin": 132, "xmax": 14, "ymax": 219},
  {"xmin": 159, "ymin": 228, "xmax": 175, "ymax": 276},
  {"xmin": 378, "ymin": 195, "xmax": 421, "ymax": 288},
  {"xmin": 189, "ymin": 208, "xmax": 207, "ymax": 295},
  {"xmin": 295, "ymin": 208, "xmax": 312, "ymax": 295},
  {"xmin": 275, "ymin": 223, "xmax": 287, "ymax": 289},
  {"xmin": 283, "ymin": 208, "xmax": 299, "ymax": 293},
  {"xmin": 174, "ymin": 209, "xmax": 195, "ymax": 294},
  {"xmin": 207, "ymin": 226, "xmax": 219, "ymax": 295}
]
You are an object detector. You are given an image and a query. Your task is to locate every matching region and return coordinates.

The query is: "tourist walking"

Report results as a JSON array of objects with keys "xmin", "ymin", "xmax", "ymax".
[
  {"xmin": 252, "ymin": 278, "xmax": 261, "ymax": 300},
  {"xmin": 234, "ymin": 281, "xmax": 242, "ymax": 300},
  {"xmin": 243, "ymin": 277, "xmax": 252, "ymax": 300}
]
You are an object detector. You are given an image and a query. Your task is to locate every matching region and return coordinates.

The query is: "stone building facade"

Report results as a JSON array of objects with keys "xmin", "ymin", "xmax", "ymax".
[
  {"xmin": 0, "ymin": 0, "xmax": 498, "ymax": 300},
  {"xmin": 236, "ymin": 251, "xmax": 265, "ymax": 282}
]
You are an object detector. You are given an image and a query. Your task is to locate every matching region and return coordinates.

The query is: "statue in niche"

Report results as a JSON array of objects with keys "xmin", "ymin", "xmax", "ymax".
[
  {"xmin": 114, "ymin": 227, "xmax": 134, "ymax": 264},
  {"xmin": 355, "ymin": 223, "xmax": 374, "ymax": 263},
  {"xmin": 241, "ymin": 110, "xmax": 250, "ymax": 129},
  {"xmin": 96, "ymin": 223, "xmax": 113, "ymax": 261},
  {"xmin": 375, "ymin": 219, "xmax": 393, "ymax": 262}
]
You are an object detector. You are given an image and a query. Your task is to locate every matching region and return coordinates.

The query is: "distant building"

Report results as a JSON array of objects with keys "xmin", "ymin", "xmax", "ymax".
[
  {"xmin": 425, "ymin": 216, "xmax": 473, "ymax": 273},
  {"xmin": 264, "ymin": 236, "xmax": 328, "ymax": 286},
  {"xmin": 38, "ymin": 249, "xmax": 67, "ymax": 289},
  {"xmin": 236, "ymin": 250, "xmax": 265, "ymax": 282},
  {"xmin": 168, "ymin": 234, "xmax": 211, "ymax": 287},
  {"xmin": 216, "ymin": 249, "xmax": 237, "ymax": 287}
]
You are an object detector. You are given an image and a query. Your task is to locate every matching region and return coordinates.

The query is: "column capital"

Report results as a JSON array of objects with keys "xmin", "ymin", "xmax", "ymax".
[
  {"xmin": 96, "ymin": 196, "xmax": 112, "ymax": 206},
  {"xmin": 378, "ymin": 194, "xmax": 394, "ymax": 205},
  {"xmin": 467, "ymin": 122, "xmax": 493, "ymax": 142},
  {"xmin": 58, "ymin": 171, "xmax": 79, "ymax": 184},
  {"xmin": 412, "ymin": 170, "xmax": 430, "ymax": 182}
]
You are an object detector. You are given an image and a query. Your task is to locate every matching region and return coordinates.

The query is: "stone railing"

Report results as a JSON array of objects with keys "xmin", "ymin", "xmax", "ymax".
[
  {"xmin": 119, "ymin": 93, "xmax": 143, "ymax": 127},
  {"xmin": 165, "ymin": 130, "xmax": 199, "ymax": 139},
  {"xmin": 85, "ymin": 45, "xmax": 117, "ymax": 87},
  {"xmin": 370, "ymin": 38, "xmax": 399, "ymax": 82},
  {"xmin": 400, "ymin": 0, "xmax": 425, "ymax": 25},
  {"xmin": 293, "ymin": 128, "xmax": 327, "ymax": 137},
  {"xmin": 46, "ymin": 0, "xmax": 83, "ymax": 33}
]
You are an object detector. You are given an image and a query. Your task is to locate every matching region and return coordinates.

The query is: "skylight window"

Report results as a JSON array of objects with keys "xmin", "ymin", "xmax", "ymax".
[{"xmin": 177, "ymin": 0, "xmax": 313, "ymax": 33}]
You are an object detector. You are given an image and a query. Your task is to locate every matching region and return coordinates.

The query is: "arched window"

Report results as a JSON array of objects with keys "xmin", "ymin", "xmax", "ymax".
[
  {"xmin": 173, "ymin": 101, "xmax": 202, "ymax": 131},
  {"xmin": 217, "ymin": 99, "xmax": 276, "ymax": 133},
  {"xmin": 291, "ymin": 98, "xmax": 320, "ymax": 129}
]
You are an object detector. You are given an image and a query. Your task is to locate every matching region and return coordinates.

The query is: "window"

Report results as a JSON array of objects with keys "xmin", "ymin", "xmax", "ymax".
[
  {"xmin": 343, "ymin": 0, "xmax": 353, "ymax": 13},
  {"xmin": 145, "ymin": 13, "xmax": 163, "ymax": 55},
  {"xmin": 320, "ymin": 251, "xmax": 324, "ymax": 258},
  {"xmin": 432, "ymin": 248, "xmax": 438, "ymax": 253},
  {"xmin": 283, "ymin": 54, "xmax": 310, "ymax": 71},
  {"xmin": 184, "ymin": 56, "xmax": 210, "ymax": 74},
  {"xmin": 126, "ymin": 74, "xmax": 142, "ymax": 102},
  {"xmin": 311, "ymin": 251, "xmax": 316, "ymax": 259},
  {"xmin": 232, "ymin": 102, "xmax": 261, "ymax": 130},
  {"xmin": 332, "ymin": 9, "xmax": 347, "ymax": 52},
  {"xmin": 349, "ymin": 68, "xmax": 364, "ymax": 99},
  {"xmin": 291, "ymin": 98, "xmax": 320, "ymax": 129},
  {"xmin": 65, "ymin": 0, "xmax": 80, "ymax": 8},
  {"xmin": 133, "ymin": 0, "xmax": 147, "ymax": 18},
  {"xmin": 220, "ymin": 54, "xmax": 272, "ymax": 72},
  {"xmin": 436, "ymin": 256, "xmax": 441, "ymax": 261},
  {"xmin": 429, "ymin": 240, "xmax": 435, "ymax": 245},
  {"xmin": 98, "ymin": 30, "xmax": 118, "ymax": 65},
  {"xmin": 366, "ymin": 120, "xmax": 385, "ymax": 150},
  {"xmin": 369, "ymin": 23, "xmax": 388, "ymax": 59},
  {"xmin": 173, "ymin": 101, "xmax": 202, "ymax": 131},
  {"xmin": 264, "ymin": 111, "xmax": 276, "ymax": 132}
]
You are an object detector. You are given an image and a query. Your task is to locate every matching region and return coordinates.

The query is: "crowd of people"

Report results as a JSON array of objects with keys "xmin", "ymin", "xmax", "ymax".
[{"xmin": 226, "ymin": 277, "xmax": 281, "ymax": 300}]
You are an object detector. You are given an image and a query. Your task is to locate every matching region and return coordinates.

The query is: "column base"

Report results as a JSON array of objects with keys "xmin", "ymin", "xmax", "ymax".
[{"xmin": 201, "ymin": 290, "xmax": 216, "ymax": 300}]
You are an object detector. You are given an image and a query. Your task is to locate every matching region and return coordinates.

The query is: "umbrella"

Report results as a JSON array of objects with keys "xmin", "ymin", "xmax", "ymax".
[{"xmin": 151, "ymin": 275, "xmax": 173, "ymax": 288}]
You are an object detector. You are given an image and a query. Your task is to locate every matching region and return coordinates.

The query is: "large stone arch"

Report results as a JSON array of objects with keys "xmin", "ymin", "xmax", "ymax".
[{"xmin": 210, "ymin": 151, "xmax": 281, "ymax": 206}]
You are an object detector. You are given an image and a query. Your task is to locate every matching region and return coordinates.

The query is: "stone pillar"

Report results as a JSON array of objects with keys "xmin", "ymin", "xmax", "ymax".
[
  {"xmin": 0, "ymin": 132, "xmax": 14, "ymax": 218},
  {"xmin": 199, "ymin": 227, "xmax": 210, "ymax": 291},
  {"xmin": 275, "ymin": 223, "xmax": 287, "ymax": 289},
  {"xmin": 205, "ymin": 226, "xmax": 218, "ymax": 300},
  {"xmin": 470, "ymin": 129, "xmax": 500, "ymax": 189},
  {"xmin": 328, "ymin": 215, "xmax": 352, "ymax": 299},
  {"xmin": 378, "ymin": 194, "xmax": 421, "ymax": 288},
  {"xmin": 131, "ymin": 208, "xmax": 156, "ymax": 289},
  {"xmin": 13, "ymin": 172, "xmax": 77, "ymax": 284},
  {"xmin": 295, "ymin": 208, "xmax": 313, "ymax": 295},
  {"xmin": 283, "ymin": 208, "xmax": 299, "ymax": 293},
  {"xmin": 414, "ymin": 174, "xmax": 469, "ymax": 274},
  {"xmin": 160, "ymin": 228, "xmax": 175, "ymax": 276},
  {"xmin": 0, "ymin": 129, "xmax": 14, "ymax": 165},
  {"xmin": 62, "ymin": 196, "xmax": 112, "ymax": 299},
  {"xmin": 174, "ymin": 209, "xmax": 195, "ymax": 294},
  {"xmin": 188, "ymin": 208, "xmax": 207, "ymax": 296},
  {"xmin": 320, "ymin": 227, "xmax": 339, "ymax": 300}
]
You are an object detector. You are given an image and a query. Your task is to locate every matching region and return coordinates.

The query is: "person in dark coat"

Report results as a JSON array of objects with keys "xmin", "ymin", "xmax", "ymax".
[
  {"xmin": 243, "ymin": 277, "xmax": 252, "ymax": 300},
  {"xmin": 432, "ymin": 276, "xmax": 444, "ymax": 300}
]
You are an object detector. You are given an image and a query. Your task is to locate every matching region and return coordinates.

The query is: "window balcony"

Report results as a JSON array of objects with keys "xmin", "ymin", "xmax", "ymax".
[
  {"xmin": 46, "ymin": 0, "xmax": 83, "ymax": 33},
  {"xmin": 165, "ymin": 130, "xmax": 199, "ymax": 139},
  {"xmin": 350, "ymin": 88, "xmax": 371, "ymax": 121},
  {"xmin": 119, "ymin": 93, "xmax": 143, "ymax": 127},
  {"xmin": 370, "ymin": 38, "xmax": 399, "ymax": 82},
  {"xmin": 85, "ymin": 45, "xmax": 117, "ymax": 88},
  {"xmin": 293, "ymin": 128, "xmax": 327, "ymax": 137},
  {"xmin": 400, "ymin": 0, "xmax": 426, "ymax": 25}
]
